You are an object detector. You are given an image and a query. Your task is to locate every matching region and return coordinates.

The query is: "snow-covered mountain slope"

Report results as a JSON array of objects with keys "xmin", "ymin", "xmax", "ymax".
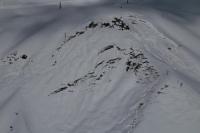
[
  {"xmin": 0, "ymin": 0, "xmax": 103, "ymax": 7},
  {"xmin": 0, "ymin": 1, "xmax": 200, "ymax": 133}
]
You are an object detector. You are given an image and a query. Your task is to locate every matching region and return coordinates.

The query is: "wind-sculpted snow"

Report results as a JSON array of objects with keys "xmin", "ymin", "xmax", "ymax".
[
  {"xmin": 0, "ymin": 4, "xmax": 200, "ymax": 132},
  {"xmin": 49, "ymin": 17, "xmax": 159, "ymax": 96},
  {"xmin": 15, "ymin": 16, "xmax": 161, "ymax": 133},
  {"xmin": 50, "ymin": 44, "xmax": 159, "ymax": 95}
]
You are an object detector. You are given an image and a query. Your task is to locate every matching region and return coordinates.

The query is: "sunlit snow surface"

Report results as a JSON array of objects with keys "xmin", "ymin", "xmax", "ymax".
[{"xmin": 0, "ymin": 1, "xmax": 200, "ymax": 133}]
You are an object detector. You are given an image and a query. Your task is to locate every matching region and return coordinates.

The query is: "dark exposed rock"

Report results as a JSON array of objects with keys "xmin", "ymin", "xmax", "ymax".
[
  {"xmin": 138, "ymin": 103, "xmax": 144, "ymax": 108},
  {"xmin": 76, "ymin": 31, "xmax": 85, "ymax": 35},
  {"xmin": 87, "ymin": 22, "xmax": 98, "ymax": 29},
  {"xmin": 50, "ymin": 86, "xmax": 68, "ymax": 95},
  {"xmin": 99, "ymin": 45, "xmax": 114, "ymax": 54},
  {"xmin": 157, "ymin": 91, "xmax": 163, "ymax": 94},
  {"xmin": 107, "ymin": 57, "xmax": 122, "ymax": 64},
  {"xmin": 21, "ymin": 54, "xmax": 28, "ymax": 59},
  {"xmin": 50, "ymin": 45, "xmax": 159, "ymax": 95},
  {"xmin": 101, "ymin": 22, "xmax": 112, "ymax": 28},
  {"xmin": 95, "ymin": 61, "xmax": 104, "ymax": 69},
  {"xmin": 112, "ymin": 17, "xmax": 130, "ymax": 30},
  {"xmin": 96, "ymin": 74, "xmax": 103, "ymax": 80},
  {"xmin": 10, "ymin": 126, "xmax": 13, "ymax": 131},
  {"xmin": 164, "ymin": 84, "xmax": 169, "ymax": 88}
]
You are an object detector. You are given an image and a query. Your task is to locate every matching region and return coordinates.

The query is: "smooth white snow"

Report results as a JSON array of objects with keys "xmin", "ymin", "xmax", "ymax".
[{"xmin": 0, "ymin": 1, "xmax": 200, "ymax": 133}]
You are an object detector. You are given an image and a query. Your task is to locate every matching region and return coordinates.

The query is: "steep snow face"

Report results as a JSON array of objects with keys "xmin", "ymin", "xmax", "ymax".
[{"xmin": 0, "ymin": 9, "xmax": 167, "ymax": 132}]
